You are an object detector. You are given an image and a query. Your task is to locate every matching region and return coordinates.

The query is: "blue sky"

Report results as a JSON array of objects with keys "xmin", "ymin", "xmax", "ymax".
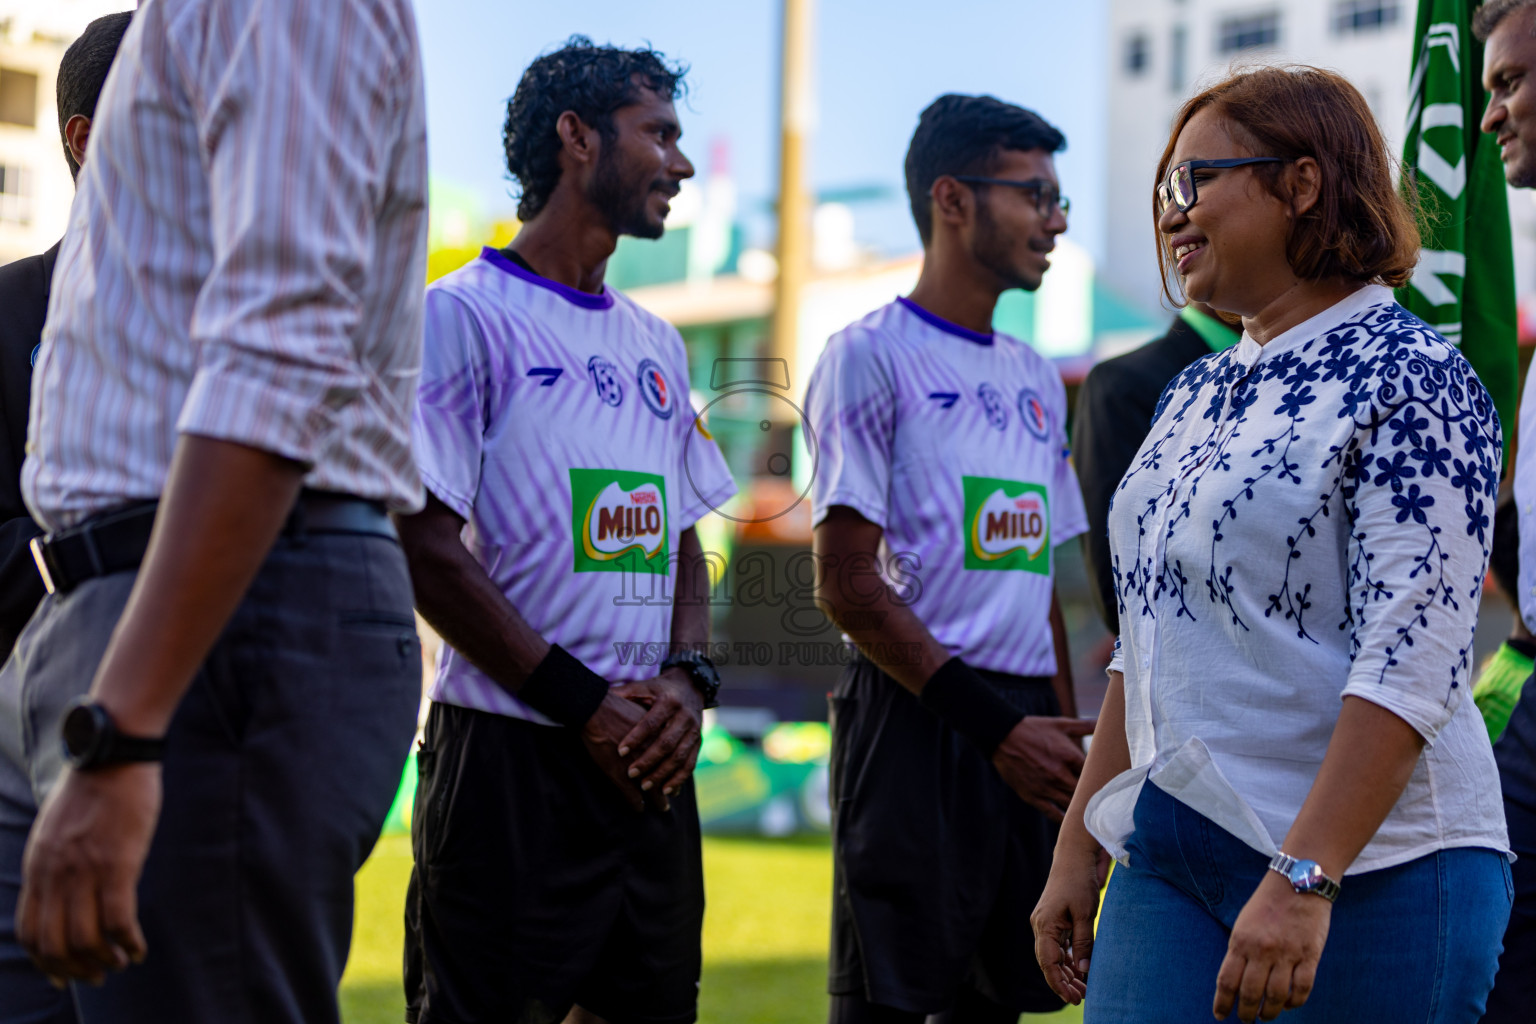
[{"xmin": 416, "ymin": 0, "xmax": 1109, "ymax": 262}]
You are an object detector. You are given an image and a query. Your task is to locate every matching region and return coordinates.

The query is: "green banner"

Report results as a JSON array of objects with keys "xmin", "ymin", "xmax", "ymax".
[{"xmin": 1399, "ymin": 0, "xmax": 1518, "ymax": 465}]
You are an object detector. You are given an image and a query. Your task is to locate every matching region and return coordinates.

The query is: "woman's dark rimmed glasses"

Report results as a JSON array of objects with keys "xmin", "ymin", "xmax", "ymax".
[
  {"xmin": 1157, "ymin": 157, "xmax": 1284, "ymax": 214},
  {"xmin": 951, "ymin": 175, "xmax": 1070, "ymax": 217}
]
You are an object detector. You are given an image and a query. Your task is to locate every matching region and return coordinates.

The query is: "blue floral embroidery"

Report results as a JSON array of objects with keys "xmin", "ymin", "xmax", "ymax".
[{"xmin": 1111, "ymin": 302, "xmax": 1501, "ymax": 699}]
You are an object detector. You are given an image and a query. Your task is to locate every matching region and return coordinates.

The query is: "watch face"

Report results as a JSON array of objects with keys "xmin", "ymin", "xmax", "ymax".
[
  {"xmin": 1289, "ymin": 861, "xmax": 1325, "ymax": 891},
  {"xmin": 62, "ymin": 702, "xmax": 105, "ymax": 763}
]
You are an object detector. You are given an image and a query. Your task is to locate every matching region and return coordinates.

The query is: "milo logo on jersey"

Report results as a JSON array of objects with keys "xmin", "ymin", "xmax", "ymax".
[
  {"xmin": 962, "ymin": 475, "xmax": 1050, "ymax": 574},
  {"xmin": 570, "ymin": 468, "xmax": 670, "ymax": 575}
]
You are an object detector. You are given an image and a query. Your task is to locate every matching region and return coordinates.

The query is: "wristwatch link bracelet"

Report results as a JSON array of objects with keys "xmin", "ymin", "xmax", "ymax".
[{"xmin": 1268, "ymin": 851, "xmax": 1341, "ymax": 902}]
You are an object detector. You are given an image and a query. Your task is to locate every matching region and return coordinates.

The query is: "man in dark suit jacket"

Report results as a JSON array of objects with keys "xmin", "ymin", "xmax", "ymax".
[
  {"xmin": 0, "ymin": 12, "xmax": 132, "ymax": 667},
  {"xmin": 0, "ymin": 243, "xmax": 56, "ymax": 659},
  {"xmin": 1073, "ymin": 303, "xmax": 1239, "ymax": 635}
]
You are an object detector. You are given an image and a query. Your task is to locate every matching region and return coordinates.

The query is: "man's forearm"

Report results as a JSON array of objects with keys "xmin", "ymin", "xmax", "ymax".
[
  {"xmin": 819, "ymin": 564, "xmax": 950, "ymax": 693},
  {"xmin": 669, "ymin": 527, "xmax": 710, "ymax": 649},
  {"xmin": 89, "ymin": 436, "xmax": 305, "ymax": 737},
  {"xmin": 401, "ymin": 524, "xmax": 549, "ymax": 696},
  {"xmin": 813, "ymin": 513, "xmax": 954, "ymax": 692}
]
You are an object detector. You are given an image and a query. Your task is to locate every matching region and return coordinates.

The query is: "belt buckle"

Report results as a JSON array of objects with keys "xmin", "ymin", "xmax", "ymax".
[{"xmin": 29, "ymin": 535, "xmax": 56, "ymax": 595}]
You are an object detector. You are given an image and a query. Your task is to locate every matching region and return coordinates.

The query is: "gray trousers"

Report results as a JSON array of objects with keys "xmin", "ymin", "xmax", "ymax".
[{"xmin": 0, "ymin": 529, "xmax": 420, "ymax": 1024}]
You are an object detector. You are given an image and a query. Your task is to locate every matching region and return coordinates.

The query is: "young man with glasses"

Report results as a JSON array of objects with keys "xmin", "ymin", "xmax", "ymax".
[{"xmin": 805, "ymin": 93, "xmax": 1092, "ymax": 1024}]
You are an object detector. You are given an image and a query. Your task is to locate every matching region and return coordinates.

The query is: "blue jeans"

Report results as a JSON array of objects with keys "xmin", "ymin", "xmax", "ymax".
[{"xmin": 1084, "ymin": 779, "xmax": 1511, "ymax": 1023}]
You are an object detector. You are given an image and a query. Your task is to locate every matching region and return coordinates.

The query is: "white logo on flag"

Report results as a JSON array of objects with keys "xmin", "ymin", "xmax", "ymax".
[
  {"xmin": 1410, "ymin": 248, "xmax": 1466, "ymax": 308},
  {"xmin": 1417, "ymin": 104, "xmax": 1466, "ymax": 200}
]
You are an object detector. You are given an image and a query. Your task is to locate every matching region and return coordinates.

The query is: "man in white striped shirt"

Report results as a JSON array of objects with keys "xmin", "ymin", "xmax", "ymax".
[{"xmin": 0, "ymin": 2, "xmax": 429, "ymax": 1022}]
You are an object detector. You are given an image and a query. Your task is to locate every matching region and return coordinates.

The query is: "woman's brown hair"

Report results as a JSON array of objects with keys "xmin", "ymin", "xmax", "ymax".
[{"xmin": 1154, "ymin": 65, "xmax": 1420, "ymax": 308}]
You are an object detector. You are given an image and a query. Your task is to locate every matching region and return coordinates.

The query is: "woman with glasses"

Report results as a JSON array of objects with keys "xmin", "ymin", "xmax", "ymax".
[{"xmin": 1030, "ymin": 66, "xmax": 1512, "ymax": 1023}]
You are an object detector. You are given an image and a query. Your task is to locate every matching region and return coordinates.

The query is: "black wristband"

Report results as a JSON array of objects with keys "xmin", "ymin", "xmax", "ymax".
[
  {"xmin": 919, "ymin": 656, "xmax": 1026, "ymax": 756},
  {"xmin": 517, "ymin": 644, "xmax": 610, "ymax": 728}
]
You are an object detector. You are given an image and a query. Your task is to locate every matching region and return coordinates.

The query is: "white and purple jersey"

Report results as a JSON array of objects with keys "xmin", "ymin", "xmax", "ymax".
[
  {"xmin": 413, "ymin": 248, "xmax": 737, "ymax": 724},
  {"xmin": 805, "ymin": 298, "xmax": 1087, "ymax": 677}
]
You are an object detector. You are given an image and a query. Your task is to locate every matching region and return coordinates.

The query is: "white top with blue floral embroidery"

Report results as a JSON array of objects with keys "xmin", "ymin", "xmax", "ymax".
[{"xmin": 1086, "ymin": 285, "xmax": 1510, "ymax": 874}]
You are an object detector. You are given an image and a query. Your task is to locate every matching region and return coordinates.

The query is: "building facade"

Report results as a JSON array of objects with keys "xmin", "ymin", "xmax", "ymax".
[
  {"xmin": 0, "ymin": 14, "xmax": 70, "ymax": 265},
  {"xmin": 0, "ymin": 2, "xmax": 132, "ymax": 265},
  {"xmin": 1103, "ymin": 0, "xmax": 1415, "ymax": 317}
]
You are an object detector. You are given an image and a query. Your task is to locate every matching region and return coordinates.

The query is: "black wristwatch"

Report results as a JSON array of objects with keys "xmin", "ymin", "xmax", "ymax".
[
  {"xmin": 61, "ymin": 699, "xmax": 166, "ymax": 770},
  {"xmin": 660, "ymin": 650, "xmax": 722, "ymax": 710}
]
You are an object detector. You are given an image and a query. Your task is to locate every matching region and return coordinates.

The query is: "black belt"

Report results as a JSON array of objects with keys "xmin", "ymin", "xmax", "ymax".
[{"xmin": 30, "ymin": 490, "xmax": 396, "ymax": 596}]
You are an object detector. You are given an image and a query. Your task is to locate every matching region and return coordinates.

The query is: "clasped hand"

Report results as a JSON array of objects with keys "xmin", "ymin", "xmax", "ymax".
[{"xmin": 581, "ymin": 668, "xmax": 703, "ymax": 813}]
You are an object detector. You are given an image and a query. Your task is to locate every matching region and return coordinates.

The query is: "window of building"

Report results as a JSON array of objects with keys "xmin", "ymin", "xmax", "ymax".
[
  {"xmin": 1171, "ymin": 24, "xmax": 1187, "ymax": 92},
  {"xmin": 1333, "ymin": 0, "xmax": 1401, "ymax": 34},
  {"xmin": 1126, "ymin": 33, "xmax": 1150, "ymax": 76},
  {"xmin": 1217, "ymin": 12, "xmax": 1281, "ymax": 54},
  {"xmin": 0, "ymin": 164, "xmax": 32, "ymax": 227},
  {"xmin": 0, "ymin": 68, "xmax": 38, "ymax": 128}
]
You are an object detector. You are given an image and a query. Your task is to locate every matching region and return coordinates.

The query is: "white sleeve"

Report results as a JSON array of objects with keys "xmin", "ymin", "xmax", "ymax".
[
  {"xmin": 806, "ymin": 331, "xmax": 895, "ymax": 528},
  {"xmin": 673, "ymin": 334, "xmax": 737, "ymax": 528},
  {"xmin": 1051, "ymin": 373, "xmax": 1089, "ymax": 545},
  {"xmin": 177, "ymin": 0, "xmax": 417, "ymax": 462},
  {"xmin": 1339, "ymin": 345, "xmax": 1502, "ymax": 744},
  {"xmin": 1107, "ymin": 635, "xmax": 1125, "ymax": 676},
  {"xmin": 411, "ymin": 289, "xmax": 490, "ymax": 520}
]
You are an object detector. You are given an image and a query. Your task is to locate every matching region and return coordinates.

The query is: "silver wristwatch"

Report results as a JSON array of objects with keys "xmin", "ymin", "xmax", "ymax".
[{"xmin": 1268, "ymin": 851, "xmax": 1341, "ymax": 902}]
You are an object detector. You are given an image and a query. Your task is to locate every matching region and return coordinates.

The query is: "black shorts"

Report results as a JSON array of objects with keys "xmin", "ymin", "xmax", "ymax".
[
  {"xmin": 405, "ymin": 701, "xmax": 703, "ymax": 1024},
  {"xmin": 828, "ymin": 655, "xmax": 1064, "ymax": 1015}
]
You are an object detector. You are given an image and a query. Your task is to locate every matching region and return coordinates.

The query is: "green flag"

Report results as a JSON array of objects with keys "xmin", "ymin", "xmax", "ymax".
[{"xmin": 1399, "ymin": 0, "xmax": 1518, "ymax": 465}]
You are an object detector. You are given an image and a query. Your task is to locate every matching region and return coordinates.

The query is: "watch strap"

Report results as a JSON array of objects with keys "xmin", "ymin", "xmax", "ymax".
[
  {"xmin": 1268, "ymin": 851, "xmax": 1341, "ymax": 902},
  {"xmin": 104, "ymin": 733, "xmax": 168, "ymax": 765},
  {"xmin": 660, "ymin": 650, "xmax": 721, "ymax": 709}
]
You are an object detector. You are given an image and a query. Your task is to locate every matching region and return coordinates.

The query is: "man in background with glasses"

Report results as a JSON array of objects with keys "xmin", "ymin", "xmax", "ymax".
[{"xmin": 805, "ymin": 93, "xmax": 1092, "ymax": 1024}]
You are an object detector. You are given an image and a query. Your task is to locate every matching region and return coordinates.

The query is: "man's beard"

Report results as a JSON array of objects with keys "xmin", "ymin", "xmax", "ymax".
[
  {"xmin": 971, "ymin": 195, "xmax": 1039, "ymax": 293},
  {"xmin": 590, "ymin": 148, "xmax": 667, "ymax": 240},
  {"xmin": 1509, "ymin": 150, "xmax": 1536, "ymax": 190}
]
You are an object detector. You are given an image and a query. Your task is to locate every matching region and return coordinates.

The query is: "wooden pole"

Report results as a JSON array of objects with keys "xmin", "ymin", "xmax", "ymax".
[{"xmin": 771, "ymin": 0, "xmax": 814, "ymax": 387}]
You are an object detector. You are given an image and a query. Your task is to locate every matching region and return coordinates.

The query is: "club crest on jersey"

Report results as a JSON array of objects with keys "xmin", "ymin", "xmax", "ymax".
[
  {"xmin": 977, "ymin": 383, "xmax": 1008, "ymax": 431},
  {"xmin": 637, "ymin": 358, "xmax": 674, "ymax": 420},
  {"xmin": 961, "ymin": 475, "xmax": 1050, "ymax": 574},
  {"xmin": 569, "ymin": 468, "xmax": 670, "ymax": 575},
  {"xmin": 587, "ymin": 356, "xmax": 624, "ymax": 407},
  {"xmin": 1017, "ymin": 388, "xmax": 1051, "ymax": 441}
]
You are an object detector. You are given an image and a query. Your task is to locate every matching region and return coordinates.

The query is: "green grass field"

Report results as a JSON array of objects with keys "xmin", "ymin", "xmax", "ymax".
[{"xmin": 340, "ymin": 834, "xmax": 1085, "ymax": 1024}]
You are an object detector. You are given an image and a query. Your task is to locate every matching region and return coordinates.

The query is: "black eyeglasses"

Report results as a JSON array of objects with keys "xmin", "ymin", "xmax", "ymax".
[
  {"xmin": 951, "ymin": 175, "xmax": 1070, "ymax": 217},
  {"xmin": 1157, "ymin": 157, "xmax": 1284, "ymax": 213}
]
